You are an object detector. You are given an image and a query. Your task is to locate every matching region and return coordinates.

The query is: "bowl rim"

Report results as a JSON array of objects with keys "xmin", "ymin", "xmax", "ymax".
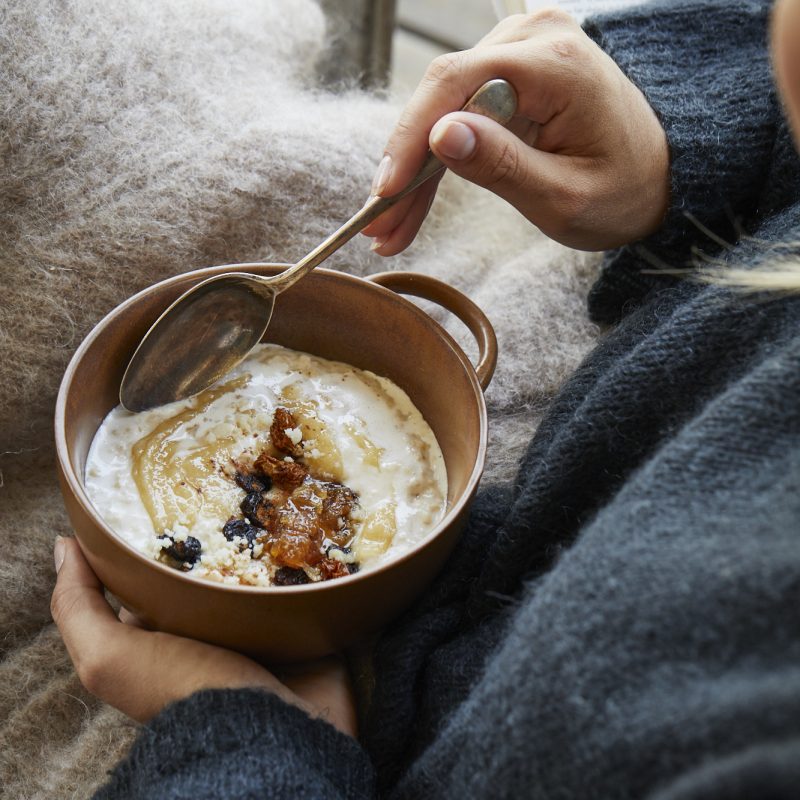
[{"xmin": 55, "ymin": 264, "xmax": 489, "ymax": 594}]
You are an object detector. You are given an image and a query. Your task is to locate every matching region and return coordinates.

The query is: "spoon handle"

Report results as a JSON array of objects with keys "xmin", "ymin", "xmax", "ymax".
[{"xmin": 272, "ymin": 78, "xmax": 517, "ymax": 293}]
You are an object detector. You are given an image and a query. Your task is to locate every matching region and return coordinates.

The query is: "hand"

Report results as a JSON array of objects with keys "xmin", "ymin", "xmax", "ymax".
[
  {"xmin": 50, "ymin": 537, "xmax": 357, "ymax": 736},
  {"xmin": 363, "ymin": 9, "xmax": 669, "ymax": 254}
]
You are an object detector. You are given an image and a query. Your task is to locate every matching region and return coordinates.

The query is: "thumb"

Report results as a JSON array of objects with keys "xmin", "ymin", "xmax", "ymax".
[
  {"xmin": 51, "ymin": 537, "xmax": 118, "ymax": 656},
  {"xmin": 429, "ymin": 110, "xmax": 560, "ymax": 217}
]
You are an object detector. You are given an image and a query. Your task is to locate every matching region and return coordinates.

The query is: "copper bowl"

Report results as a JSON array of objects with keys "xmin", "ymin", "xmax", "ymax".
[{"xmin": 55, "ymin": 264, "xmax": 496, "ymax": 662}]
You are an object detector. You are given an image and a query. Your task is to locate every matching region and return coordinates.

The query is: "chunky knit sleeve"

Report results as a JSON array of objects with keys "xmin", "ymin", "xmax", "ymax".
[
  {"xmin": 584, "ymin": 0, "xmax": 795, "ymax": 323},
  {"xmin": 92, "ymin": 689, "xmax": 376, "ymax": 799}
]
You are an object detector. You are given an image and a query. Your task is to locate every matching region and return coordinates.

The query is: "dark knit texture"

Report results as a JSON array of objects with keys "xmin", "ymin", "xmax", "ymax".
[
  {"xmin": 95, "ymin": 2, "xmax": 800, "ymax": 798},
  {"xmin": 93, "ymin": 689, "xmax": 375, "ymax": 799},
  {"xmin": 585, "ymin": 0, "xmax": 782, "ymax": 323}
]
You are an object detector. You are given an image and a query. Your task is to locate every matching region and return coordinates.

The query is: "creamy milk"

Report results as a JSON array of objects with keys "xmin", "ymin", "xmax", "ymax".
[{"xmin": 85, "ymin": 344, "xmax": 448, "ymax": 585}]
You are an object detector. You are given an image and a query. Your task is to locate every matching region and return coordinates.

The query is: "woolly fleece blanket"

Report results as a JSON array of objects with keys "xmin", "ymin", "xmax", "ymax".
[{"xmin": 0, "ymin": 2, "xmax": 599, "ymax": 796}]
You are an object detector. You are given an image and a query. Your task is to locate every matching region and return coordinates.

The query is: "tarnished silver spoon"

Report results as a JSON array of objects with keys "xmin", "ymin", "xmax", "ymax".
[{"xmin": 120, "ymin": 79, "xmax": 517, "ymax": 412}]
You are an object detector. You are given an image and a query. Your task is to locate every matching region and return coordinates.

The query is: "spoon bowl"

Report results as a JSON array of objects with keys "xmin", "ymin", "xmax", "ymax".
[{"xmin": 121, "ymin": 272, "xmax": 278, "ymax": 411}]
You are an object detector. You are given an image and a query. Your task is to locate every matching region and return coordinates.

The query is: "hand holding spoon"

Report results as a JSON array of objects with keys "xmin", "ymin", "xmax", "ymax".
[{"xmin": 120, "ymin": 79, "xmax": 517, "ymax": 412}]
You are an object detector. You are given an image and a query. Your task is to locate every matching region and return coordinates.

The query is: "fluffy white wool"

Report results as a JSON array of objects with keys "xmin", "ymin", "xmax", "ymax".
[{"xmin": 0, "ymin": 1, "xmax": 599, "ymax": 796}]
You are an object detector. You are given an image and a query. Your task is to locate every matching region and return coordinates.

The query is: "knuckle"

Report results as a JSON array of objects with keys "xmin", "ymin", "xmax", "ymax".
[
  {"xmin": 424, "ymin": 52, "xmax": 464, "ymax": 86},
  {"xmin": 495, "ymin": 13, "xmax": 530, "ymax": 34},
  {"xmin": 481, "ymin": 13, "xmax": 524, "ymax": 39},
  {"xmin": 77, "ymin": 651, "xmax": 110, "ymax": 697},
  {"xmin": 77, "ymin": 639, "xmax": 125, "ymax": 698},
  {"xmin": 526, "ymin": 7, "xmax": 575, "ymax": 28},
  {"xmin": 548, "ymin": 32, "xmax": 585, "ymax": 62},
  {"xmin": 502, "ymin": 12, "xmax": 528, "ymax": 26},
  {"xmin": 482, "ymin": 141, "xmax": 524, "ymax": 190},
  {"xmin": 392, "ymin": 113, "xmax": 417, "ymax": 145},
  {"xmin": 50, "ymin": 584, "xmax": 80, "ymax": 627},
  {"xmin": 481, "ymin": 9, "xmax": 577, "ymax": 45},
  {"xmin": 49, "ymin": 590, "xmax": 62, "ymax": 623}
]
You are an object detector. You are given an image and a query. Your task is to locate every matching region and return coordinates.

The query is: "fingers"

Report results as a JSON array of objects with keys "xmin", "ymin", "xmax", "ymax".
[
  {"xmin": 49, "ymin": 538, "xmax": 326, "ymax": 725},
  {"xmin": 51, "ymin": 537, "xmax": 120, "ymax": 669},
  {"xmin": 365, "ymin": 13, "xmax": 594, "ymax": 253},
  {"xmin": 427, "ymin": 111, "xmax": 578, "ymax": 237},
  {"xmin": 374, "ymin": 14, "xmax": 585, "ymax": 195},
  {"xmin": 50, "ymin": 540, "xmax": 360, "ymax": 735},
  {"xmin": 49, "ymin": 539, "xmax": 285, "ymax": 722},
  {"xmin": 362, "ymin": 175, "xmax": 441, "ymax": 255},
  {"xmin": 51, "ymin": 537, "xmax": 144, "ymax": 708}
]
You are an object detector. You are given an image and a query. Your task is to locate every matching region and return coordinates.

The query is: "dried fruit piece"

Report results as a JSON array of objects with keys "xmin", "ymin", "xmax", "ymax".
[
  {"xmin": 273, "ymin": 566, "xmax": 310, "ymax": 586},
  {"xmin": 318, "ymin": 557, "xmax": 351, "ymax": 581},
  {"xmin": 234, "ymin": 471, "xmax": 270, "ymax": 494},
  {"xmin": 320, "ymin": 483, "xmax": 356, "ymax": 529},
  {"xmin": 253, "ymin": 452, "xmax": 308, "ymax": 492},
  {"xmin": 270, "ymin": 407, "xmax": 303, "ymax": 457},
  {"xmin": 223, "ymin": 433, "xmax": 361, "ymax": 585},
  {"xmin": 268, "ymin": 527, "xmax": 323, "ymax": 569},
  {"xmin": 222, "ymin": 517, "xmax": 261, "ymax": 548},
  {"xmin": 159, "ymin": 535, "xmax": 202, "ymax": 568},
  {"xmin": 240, "ymin": 491, "xmax": 277, "ymax": 529}
]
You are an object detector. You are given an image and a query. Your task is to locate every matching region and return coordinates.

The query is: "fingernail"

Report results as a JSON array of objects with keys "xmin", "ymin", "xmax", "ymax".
[
  {"xmin": 371, "ymin": 154, "xmax": 392, "ymax": 196},
  {"xmin": 54, "ymin": 536, "xmax": 66, "ymax": 573},
  {"xmin": 370, "ymin": 237, "xmax": 387, "ymax": 252},
  {"xmin": 430, "ymin": 120, "xmax": 476, "ymax": 160}
]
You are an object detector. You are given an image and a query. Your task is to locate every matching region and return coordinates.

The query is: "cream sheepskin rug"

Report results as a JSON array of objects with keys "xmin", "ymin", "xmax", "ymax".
[{"xmin": 0, "ymin": 1, "xmax": 599, "ymax": 796}]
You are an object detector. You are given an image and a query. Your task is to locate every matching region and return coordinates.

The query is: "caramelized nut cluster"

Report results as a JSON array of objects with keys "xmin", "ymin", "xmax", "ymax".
[{"xmin": 222, "ymin": 407, "xmax": 359, "ymax": 583}]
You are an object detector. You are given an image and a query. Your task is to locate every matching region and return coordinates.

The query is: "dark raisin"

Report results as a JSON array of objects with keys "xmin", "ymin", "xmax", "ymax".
[
  {"xmin": 160, "ymin": 535, "xmax": 202, "ymax": 566},
  {"xmin": 240, "ymin": 491, "xmax": 275, "ymax": 528},
  {"xmin": 240, "ymin": 491, "xmax": 262, "ymax": 524},
  {"xmin": 222, "ymin": 517, "xmax": 260, "ymax": 547},
  {"xmin": 273, "ymin": 566, "xmax": 310, "ymax": 586},
  {"xmin": 347, "ymin": 562, "xmax": 360, "ymax": 574},
  {"xmin": 235, "ymin": 471, "xmax": 270, "ymax": 493}
]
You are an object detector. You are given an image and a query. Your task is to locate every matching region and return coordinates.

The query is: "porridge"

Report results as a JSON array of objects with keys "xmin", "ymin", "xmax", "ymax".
[{"xmin": 85, "ymin": 344, "xmax": 448, "ymax": 586}]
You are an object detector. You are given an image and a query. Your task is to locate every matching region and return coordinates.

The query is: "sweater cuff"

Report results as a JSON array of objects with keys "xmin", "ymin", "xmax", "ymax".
[
  {"xmin": 584, "ymin": 0, "xmax": 777, "ymax": 323},
  {"xmin": 93, "ymin": 688, "xmax": 375, "ymax": 799}
]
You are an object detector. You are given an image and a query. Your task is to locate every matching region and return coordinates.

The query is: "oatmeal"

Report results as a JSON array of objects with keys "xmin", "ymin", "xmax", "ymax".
[{"xmin": 85, "ymin": 344, "xmax": 447, "ymax": 585}]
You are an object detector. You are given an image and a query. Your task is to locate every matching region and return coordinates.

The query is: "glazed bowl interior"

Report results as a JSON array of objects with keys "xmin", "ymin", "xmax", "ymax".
[{"xmin": 57, "ymin": 265, "xmax": 489, "ymax": 661}]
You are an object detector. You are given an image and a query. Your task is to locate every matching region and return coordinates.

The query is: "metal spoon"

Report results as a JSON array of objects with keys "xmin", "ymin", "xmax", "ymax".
[{"xmin": 120, "ymin": 79, "xmax": 517, "ymax": 412}]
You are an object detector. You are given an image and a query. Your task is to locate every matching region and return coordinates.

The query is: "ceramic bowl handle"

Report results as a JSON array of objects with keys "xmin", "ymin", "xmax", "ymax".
[{"xmin": 367, "ymin": 271, "xmax": 497, "ymax": 391}]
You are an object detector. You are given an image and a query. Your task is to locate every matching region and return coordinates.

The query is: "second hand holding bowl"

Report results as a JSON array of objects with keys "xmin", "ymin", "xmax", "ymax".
[{"xmin": 119, "ymin": 79, "xmax": 517, "ymax": 412}]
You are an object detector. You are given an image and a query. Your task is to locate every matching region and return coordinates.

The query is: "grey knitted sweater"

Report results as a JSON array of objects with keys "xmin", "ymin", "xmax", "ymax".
[{"xmin": 95, "ymin": 1, "xmax": 800, "ymax": 798}]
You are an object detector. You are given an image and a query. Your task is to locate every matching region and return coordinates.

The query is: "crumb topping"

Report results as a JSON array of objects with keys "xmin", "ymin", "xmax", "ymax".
[{"xmin": 161, "ymin": 406, "xmax": 361, "ymax": 585}]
